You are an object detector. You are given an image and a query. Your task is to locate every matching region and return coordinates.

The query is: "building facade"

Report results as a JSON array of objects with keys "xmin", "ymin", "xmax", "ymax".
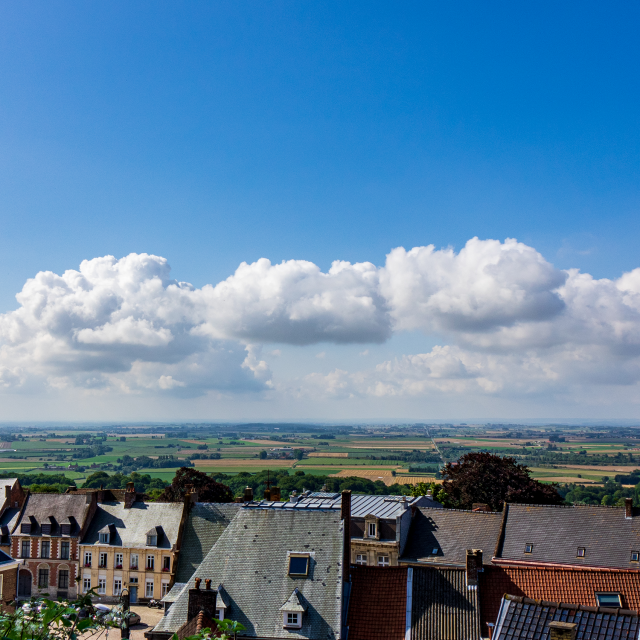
[
  {"xmin": 79, "ymin": 486, "xmax": 186, "ymax": 604},
  {"xmin": 12, "ymin": 492, "xmax": 98, "ymax": 599}
]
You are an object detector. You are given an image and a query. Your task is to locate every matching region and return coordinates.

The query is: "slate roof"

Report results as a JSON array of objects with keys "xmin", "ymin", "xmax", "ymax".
[
  {"xmin": 400, "ymin": 507, "xmax": 503, "ymax": 566},
  {"xmin": 479, "ymin": 565, "xmax": 640, "ymax": 638},
  {"xmin": 153, "ymin": 506, "xmax": 344, "ymax": 639},
  {"xmin": 410, "ymin": 566, "xmax": 480, "ymax": 640},
  {"xmin": 14, "ymin": 493, "xmax": 93, "ymax": 536},
  {"xmin": 174, "ymin": 502, "xmax": 240, "ymax": 583},
  {"xmin": 0, "ymin": 549, "xmax": 19, "ymax": 567},
  {"xmin": 347, "ymin": 566, "xmax": 407, "ymax": 640},
  {"xmin": 299, "ymin": 494, "xmax": 441, "ymax": 519},
  {"xmin": 0, "ymin": 478, "xmax": 17, "ymax": 493},
  {"xmin": 0, "ymin": 507, "xmax": 20, "ymax": 532},
  {"xmin": 497, "ymin": 503, "xmax": 640, "ymax": 570},
  {"xmin": 81, "ymin": 501, "xmax": 184, "ymax": 549},
  {"xmin": 161, "ymin": 582, "xmax": 187, "ymax": 604},
  {"xmin": 493, "ymin": 594, "xmax": 640, "ymax": 640}
]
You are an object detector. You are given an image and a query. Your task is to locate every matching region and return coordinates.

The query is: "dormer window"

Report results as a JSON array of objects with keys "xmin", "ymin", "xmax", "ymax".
[
  {"xmin": 364, "ymin": 514, "xmax": 380, "ymax": 540},
  {"xmin": 524, "ymin": 543, "xmax": 533, "ymax": 554},
  {"xmin": 288, "ymin": 554, "xmax": 310, "ymax": 577},
  {"xmin": 285, "ymin": 613, "xmax": 301, "ymax": 628},
  {"xmin": 99, "ymin": 533, "xmax": 109, "ymax": 544},
  {"xmin": 61, "ymin": 523, "xmax": 71, "ymax": 536},
  {"xmin": 368, "ymin": 522, "xmax": 376, "ymax": 537},
  {"xmin": 41, "ymin": 524, "xmax": 51, "ymax": 535},
  {"xmin": 147, "ymin": 535, "xmax": 157, "ymax": 546},
  {"xmin": 577, "ymin": 547, "xmax": 586, "ymax": 558},
  {"xmin": 146, "ymin": 526, "xmax": 162, "ymax": 547},
  {"xmin": 20, "ymin": 523, "xmax": 31, "ymax": 534},
  {"xmin": 631, "ymin": 551, "xmax": 639, "ymax": 562},
  {"xmin": 596, "ymin": 593, "xmax": 622, "ymax": 607}
]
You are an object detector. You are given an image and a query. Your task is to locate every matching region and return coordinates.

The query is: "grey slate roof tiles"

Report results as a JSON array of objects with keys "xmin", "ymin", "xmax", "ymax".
[
  {"xmin": 498, "ymin": 503, "xmax": 640, "ymax": 570},
  {"xmin": 15, "ymin": 493, "xmax": 93, "ymax": 535},
  {"xmin": 410, "ymin": 567, "xmax": 480, "ymax": 640},
  {"xmin": 298, "ymin": 494, "xmax": 440, "ymax": 519},
  {"xmin": 153, "ymin": 506, "xmax": 344, "ymax": 639},
  {"xmin": 81, "ymin": 501, "xmax": 184, "ymax": 549},
  {"xmin": 493, "ymin": 595, "xmax": 640, "ymax": 640},
  {"xmin": 401, "ymin": 507, "xmax": 503, "ymax": 566},
  {"xmin": 174, "ymin": 502, "xmax": 241, "ymax": 583}
]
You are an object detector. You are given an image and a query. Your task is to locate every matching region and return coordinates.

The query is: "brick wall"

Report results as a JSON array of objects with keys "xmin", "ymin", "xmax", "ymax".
[{"xmin": 0, "ymin": 567, "xmax": 17, "ymax": 612}]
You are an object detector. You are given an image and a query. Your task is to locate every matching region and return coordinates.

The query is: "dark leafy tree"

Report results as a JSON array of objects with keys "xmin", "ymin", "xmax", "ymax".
[
  {"xmin": 157, "ymin": 467, "xmax": 234, "ymax": 503},
  {"xmin": 442, "ymin": 452, "xmax": 564, "ymax": 511}
]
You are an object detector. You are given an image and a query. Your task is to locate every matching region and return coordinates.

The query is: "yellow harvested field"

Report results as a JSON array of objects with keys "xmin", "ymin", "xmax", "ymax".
[
  {"xmin": 308, "ymin": 452, "xmax": 349, "ymax": 458},
  {"xmin": 193, "ymin": 459, "xmax": 294, "ymax": 468},
  {"xmin": 536, "ymin": 476, "xmax": 601, "ymax": 483},
  {"xmin": 399, "ymin": 476, "xmax": 443, "ymax": 485},
  {"xmin": 560, "ymin": 464, "xmax": 640, "ymax": 472},
  {"xmin": 181, "ymin": 439, "xmax": 207, "ymax": 445}
]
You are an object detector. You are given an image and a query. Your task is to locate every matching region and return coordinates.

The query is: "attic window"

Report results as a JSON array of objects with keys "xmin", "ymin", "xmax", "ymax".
[
  {"xmin": 631, "ymin": 551, "xmax": 639, "ymax": 562},
  {"xmin": 284, "ymin": 613, "xmax": 301, "ymax": 628},
  {"xmin": 41, "ymin": 523, "xmax": 51, "ymax": 535},
  {"xmin": 20, "ymin": 523, "xmax": 31, "ymax": 534},
  {"xmin": 99, "ymin": 533, "xmax": 109, "ymax": 544},
  {"xmin": 596, "ymin": 593, "xmax": 622, "ymax": 607},
  {"xmin": 147, "ymin": 535, "xmax": 157, "ymax": 546},
  {"xmin": 368, "ymin": 522, "xmax": 377, "ymax": 537},
  {"xmin": 577, "ymin": 547, "xmax": 586, "ymax": 558},
  {"xmin": 524, "ymin": 543, "xmax": 533, "ymax": 554},
  {"xmin": 432, "ymin": 548, "xmax": 438, "ymax": 555},
  {"xmin": 288, "ymin": 555, "xmax": 310, "ymax": 577}
]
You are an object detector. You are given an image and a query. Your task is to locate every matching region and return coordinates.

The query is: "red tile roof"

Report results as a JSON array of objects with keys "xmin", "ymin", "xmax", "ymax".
[
  {"xmin": 480, "ymin": 565, "xmax": 640, "ymax": 638},
  {"xmin": 347, "ymin": 566, "xmax": 407, "ymax": 640}
]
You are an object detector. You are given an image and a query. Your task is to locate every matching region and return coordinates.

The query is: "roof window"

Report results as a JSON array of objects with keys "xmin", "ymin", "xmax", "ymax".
[
  {"xmin": 577, "ymin": 547, "xmax": 586, "ymax": 558},
  {"xmin": 20, "ymin": 523, "xmax": 31, "ymax": 534},
  {"xmin": 432, "ymin": 548, "xmax": 438, "ymax": 555},
  {"xmin": 524, "ymin": 543, "xmax": 533, "ymax": 554},
  {"xmin": 595, "ymin": 593, "xmax": 622, "ymax": 607},
  {"xmin": 288, "ymin": 554, "xmax": 310, "ymax": 577},
  {"xmin": 631, "ymin": 551, "xmax": 639, "ymax": 562}
]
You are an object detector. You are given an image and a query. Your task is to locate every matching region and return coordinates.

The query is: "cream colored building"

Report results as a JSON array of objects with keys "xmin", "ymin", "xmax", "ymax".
[{"xmin": 79, "ymin": 490, "xmax": 185, "ymax": 604}]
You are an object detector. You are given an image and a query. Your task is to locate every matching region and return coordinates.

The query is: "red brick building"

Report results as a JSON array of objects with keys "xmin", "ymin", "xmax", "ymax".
[{"xmin": 12, "ymin": 492, "xmax": 97, "ymax": 599}]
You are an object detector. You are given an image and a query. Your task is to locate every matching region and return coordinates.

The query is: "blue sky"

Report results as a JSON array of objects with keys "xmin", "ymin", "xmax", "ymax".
[{"xmin": 0, "ymin": 2, "xmax": 639, "ymax": 421}]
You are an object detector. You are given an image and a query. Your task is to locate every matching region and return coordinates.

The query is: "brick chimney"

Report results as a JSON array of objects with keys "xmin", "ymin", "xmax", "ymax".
[
  {"xmin": 124, "ymin": 482, "xmax": 136, "ymax": 509},
  {"xmin": 341, "ymin": 490, "xmax": 351, "ymax": 584},
  {"xmin": 187, "ymin": 578, "xmax": 217, "ymax": 622},
  {"xmin": 625, "ymin": 498, "xmax": 633, "ymax": 519},
  {"xmin": 466, "ymin": 549, "xmax": 482, "ymax": 588},
  {"xmin": 270, "ymin": 486, "xmax": 281, "ymax": 501},
  {"xmin": 243, "ymin": 486, "xmax": 254, "ymax": 502},
  {"xmin": 548, "ymin": 621, "xmax": 577, "ymax": 640}
]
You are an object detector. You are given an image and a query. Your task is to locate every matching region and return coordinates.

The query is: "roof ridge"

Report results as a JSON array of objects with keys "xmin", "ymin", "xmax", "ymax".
[
  {"xmin": 509, "ymin": 502, "xmax": 626, "ymax": 509},
  {"xmin": 419, "ymin": 506, "xmax": 501, "ymax": 514}
]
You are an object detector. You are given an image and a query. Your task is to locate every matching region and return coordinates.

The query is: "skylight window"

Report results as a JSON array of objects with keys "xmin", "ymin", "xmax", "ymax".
[
  {"xmin": 577, "ymin": 547, "xmax": 586, "ymax": 558},
  {"xmin": 288, "ymin": 555, "xmax": 310, "ymax": 577},
  {"xmin": 524, "ymin": 544, "xmax": 533, "ymax": 554},
  {"xmin": 596, "ymin": 593, "xmax": 622, "ymax": 607},
  {"xmin": 631, "ymin": 551, "xmax": 639, "ymax": 562},
  {"xmin": 432, "ymin": 548, "xmax": 438, "ymax": 554}
]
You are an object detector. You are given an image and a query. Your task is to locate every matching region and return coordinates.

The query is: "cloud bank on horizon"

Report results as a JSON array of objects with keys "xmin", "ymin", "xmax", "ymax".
[{"xmin": 1, "ymin": 237, "xmax": 639, "ymax": 408}]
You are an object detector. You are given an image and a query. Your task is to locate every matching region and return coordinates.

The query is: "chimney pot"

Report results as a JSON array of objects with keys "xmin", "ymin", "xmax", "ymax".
[
  {"xmin": 426, "ymin": 489, "xmax": 432, "ymax": 497},
  {"xmin": 548, "ymin": 621, "xmax": 577, "ymax": 640},
  {"xmin": 205, "ymin": 579, "xmax": 212, "ymax": 590},
  {"xmin": 243, "ymin": 486, "xmax": 254, "ymax": 502},
  {"xmin": 625, "ymin": 498, "xmax": 633, "ymax": 519},
  {"xmin": 195, "ymin": 578, "xmax": 201, "ymax": 590}
]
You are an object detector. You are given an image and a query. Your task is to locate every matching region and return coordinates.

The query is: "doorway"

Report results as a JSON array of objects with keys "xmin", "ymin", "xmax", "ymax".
[{"xmin": 18, "ymin": 570, "xmax": 31, "ymax": 597}]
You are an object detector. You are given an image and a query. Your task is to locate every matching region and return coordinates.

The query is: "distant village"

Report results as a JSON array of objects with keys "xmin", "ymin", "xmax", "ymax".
[{"xmin": 0, "ymin": 474, "xmax": 636, "ymax": 640}]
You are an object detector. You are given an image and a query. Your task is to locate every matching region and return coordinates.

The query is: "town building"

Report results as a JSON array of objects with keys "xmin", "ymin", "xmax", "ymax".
[
  {"xmin": 12, "ymin": 492, "xmax": 98, "ymax": 599},
  {"xmin": 148, "ymin": 493, "xmax": 351, "ymax": 640},
  {"xmin": 0, "ymin": 549, "xmax": 22, "ymax": 612},
  {"xmin": 297, "ymin": 491, "xmax": 441, "ymax": 566},
  {"xmin": 492, "ymin": 594, "xmax": 639, "ymax": 640},
  {"xmin": 79, "ymin": 485, "xmax": 186, "ymax": 604},
  {"xmin": 0, "ymin": 478, "xmax": 26, "ymax": 552}
]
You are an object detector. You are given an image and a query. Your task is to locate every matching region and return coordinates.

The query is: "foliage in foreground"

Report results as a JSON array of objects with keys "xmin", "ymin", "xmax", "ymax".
[{"xmin": 0, "ymin": 592, "xmax": 114, "ymax": 640}]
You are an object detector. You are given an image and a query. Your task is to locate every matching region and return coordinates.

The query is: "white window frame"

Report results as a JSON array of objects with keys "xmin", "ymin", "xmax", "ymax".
[
  {"xmin": 99, "ymin": 552, "xmax": 108, "ymax": 568},
  {"xmin": 283, "ymin": 612, "xmax": 301, "ymax": 629},
  {"xmin": 146, "ymin": 554, "xmax": 155, "ymax": 570},
  {"xmin": 60, "ymin": 541, "xmax": 70, "ymax": 560},
  {"xmin": 113, "ymin": 579, "xmax": 122, "ymax": 596},
  {"xmin": 40, "ymin": 540, "xmax": 50, "ymax": 559},
  {"xmin": 377, "ymin": 555, "xmax": 390, "ymax": 567},
  {"xmin": 21, "ymin": 540, "xmax": 30, "ymax": 558},
  {"xmin": 145, "ymin": 580, "xmax": 154, "ymax": 598},
  {"xmin": 355, "ymin": 554, "xmax": 367, "ymax": 565},
  {"xmin": 97, "ymin": 578, "xmax": 106, "ymax": 595},
  {"xmin": 99, "ymin": 533, "xmax": 108, "ymax": 544},
  {"xmin": 84, "ymin": 551, "xmax": 92, "ymax": 567},
  {"xmin": 161, "ymin": 582, "xmax": 170, "ymax": 597},
  {"xmin": 83, "ymin": 577, "xmax": 91, "ymax": 593},
  {"xmin": 115, "ymin": 552, "xmax": 123, "ymax": 568},
  {"xmin": 368, "ymin": 522, "xmax": 376, "ymax": 537},
  {"xmin": 130, "ymin": 553, "xmax": 139, "ymax": 569}
]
